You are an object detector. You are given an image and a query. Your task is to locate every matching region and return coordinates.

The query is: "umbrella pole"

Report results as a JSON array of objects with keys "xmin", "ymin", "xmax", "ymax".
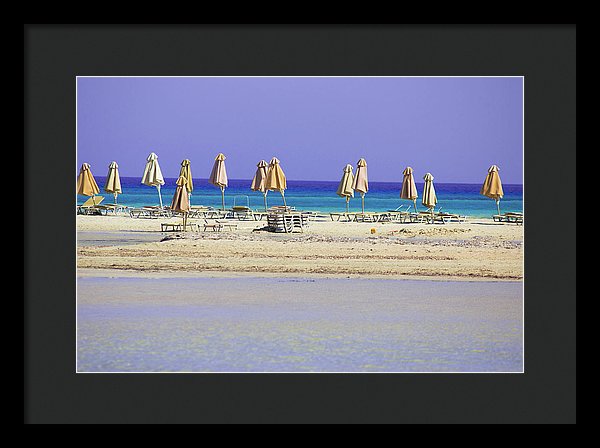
[
  {"xmin": 496, "ymin": 199, "xmax": 501, "ymax": 215},
  {"xmin": 281, "ymin": 191, "xmax": 287, "ymax": 207},
  {"xmin": 361, "ymin": 193, "xmax": 365, "ymax": 214},
  {"xmin": 413, "ymin": 199, "xmax": 418, "ymax": 213},
  {"xmin": 157, "ymin": 185, "xmax": 163, "ymax": 208},
  {"xmin": 221, "ymin": 186, "xmax": 225, "ymax": 211},
  {"xmin": 263, "ymin": 192, "xmax": 268, "ymax": 212},
  {"xmin": 346, "ymin": 196, "xmax": 349, "ymax": 213},
  {"xmin": 114, "ymin": 193, "xmax": 118, "ymax": 204},
  {"xmin": 189, "ymin": 192, "xmax": 192, "ymax": 208}
]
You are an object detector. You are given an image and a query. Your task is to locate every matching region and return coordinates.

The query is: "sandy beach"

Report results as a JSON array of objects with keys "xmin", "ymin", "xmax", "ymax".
[
  {"xmin": 77, "ymin": 214, "xmax": 523, "ymax": 281},
  {"xmin": 76, "ymin": 214, "xmax": 524, "ymax": 372}
]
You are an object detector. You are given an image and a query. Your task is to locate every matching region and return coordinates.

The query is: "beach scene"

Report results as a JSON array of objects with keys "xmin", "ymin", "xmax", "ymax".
[{"xmin": 77, "ymin": 76, "xmax": 524, "ymax": 373}]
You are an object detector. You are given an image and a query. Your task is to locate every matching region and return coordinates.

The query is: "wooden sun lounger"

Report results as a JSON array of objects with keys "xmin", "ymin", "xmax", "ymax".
[
  {"xmin": 161, "ymin": 221, "xmax": 200, "ymax": 232},
  {"xmin": 202, "ymin": 219, "xmax": 238, "ymax": 232},
  {"xmin": 129, "ymin": 206, "xmax": 173, "ymax": 219},
  {"xmin": 493, "ymin": 213, "xmax": 523, "ymax": 224},
  {"xmin": 267, "ymin": 212, "xmax": 310, "ymax": 233},
  {"xmin": 77, "ymin": 196, "xmax": 105, "ymax": 215}
]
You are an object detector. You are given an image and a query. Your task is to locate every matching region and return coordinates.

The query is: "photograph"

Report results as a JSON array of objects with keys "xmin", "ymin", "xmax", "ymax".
[{"xmin": 75, "ymin": 76, "xmax": 524, "ymax": 373}]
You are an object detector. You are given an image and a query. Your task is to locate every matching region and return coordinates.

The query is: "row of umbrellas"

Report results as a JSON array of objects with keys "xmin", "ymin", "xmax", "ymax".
[
  {"xmin": 336, "ymin": 162, "xmax": 431, "ymax": 214},
  {"xmin": 77, "ymin": 153, "xmax": 506, "ymax": 214}
]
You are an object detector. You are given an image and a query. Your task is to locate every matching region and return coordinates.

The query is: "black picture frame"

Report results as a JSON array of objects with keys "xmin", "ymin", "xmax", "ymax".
[{"xmin": 24, "ymin": 24, "xmax": 576, "ymax": 424}]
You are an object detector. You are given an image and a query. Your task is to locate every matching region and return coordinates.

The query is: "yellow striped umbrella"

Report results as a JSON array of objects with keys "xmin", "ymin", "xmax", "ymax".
[
  {"xmin": 480, "ymin": 165, "xmax": 504, "ymax": 215},
  {"xmin": 401, "ymin": 167, "xmax": 418, "ymax": 213},
  {"xmin": 141, "ymin": 152, "xmax": 165, "ymax": 207},
  {"xmin": 179, "ymin": 159, "xmax": 193, "ymax": 206},
  {"xmin": 352, "ymin": 158, "xmax": 368, "ymax": 213},
  {"xmin": 422, "ymin": 173, "xmax": 437, "ymax": 219},
  {"xmin": 104, "ymin": 161, "xmax": 122, "ymax": 204},
  {"xmin": 336, "ymin": 164, "xmax": 355, "ymax": 213},
  {"xmin": 251, "ymin": 160, "xmax": 269, "ymax": 211},
  {"xmin": 77, "ymin": 163, "xmax": 101, "ymax": 205},
  {"xmin": 209, "ymin": 153, "xmax": 228, "ymax": 210},
  {"xmin": 170, "ymin": 175, "xmax": 191, "ymax": 230},
  {"xmin": 265, "ymin": 157, "xmax": 287, "ymax": 207}
]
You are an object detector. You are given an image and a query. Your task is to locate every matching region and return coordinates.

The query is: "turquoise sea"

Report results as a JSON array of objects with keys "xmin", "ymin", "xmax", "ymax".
[{"xmin": 79, "ymin": 177, "xmax": 523, "ymax": 218}]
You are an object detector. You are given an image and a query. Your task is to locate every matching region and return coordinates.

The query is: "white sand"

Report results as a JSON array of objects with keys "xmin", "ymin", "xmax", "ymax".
[{"xmin": 77, "ymin": 214, "xmax": 523, "ymax": 281}]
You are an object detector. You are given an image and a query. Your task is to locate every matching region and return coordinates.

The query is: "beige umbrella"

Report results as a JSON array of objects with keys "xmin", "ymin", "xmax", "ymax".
[
  {"xmin": 179, "ymin": 159, "xmax": 193, "ymax": 206},
  {"xmin": 104, "ymin": 161, "xmax": 122, "ymax": 204},
  {"xmin": 352, "ymin": 158, "xmax": 368, "ymax": 214},
  {"xmin": 480, "ymin": 165, "xmax": 504, "ymax": 215},
  {"xmin": 422, "ymin": 173, "xmax": 437, "ymax": 219},
  {"xmin": 76, "ymin": 163, "xmax": 101, "ymax": 205},
  {"xmin": 401, "ymin": 167, "xmax": 419, "ymax": 213},
  {"xmin": 336, "ymin": 164, "xmax": 355, "ymax": 213},
  {"xmin": 251, "ymin": 160, "xmax": 269, "ymax": 211},
  {"xmin": 265, "ymin": 157, "xmax": 287, "ymax": 207},
  {"xmin": 209, "ymin": 153, "xmax": 228, "ymax": 210},
  {"xmin": 170, "ymin": 175, "xmax": 191, "ymax": 230},
  {"xmin": 141, "ymin": 152, "xmax": 165, "ymax": 207}
]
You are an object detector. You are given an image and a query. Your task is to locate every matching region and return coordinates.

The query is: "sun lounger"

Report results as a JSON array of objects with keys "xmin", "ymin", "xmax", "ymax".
[
  {"xmin": 129, "ymin": 206, "xmax": 173, "ymax": 219},
  {"xmin": 267, "ymin": 211, "xmax": 309, "ymax": 233},
  {"xmin": 202, "ymin": 219, "xmax": 238, "ymax": 232},
  {"xmin": 230, "ymin": 206, "xmax": 255, "ymax": 220},
  {"xmin": 493, "ymin": 213, "xmax": 523, "ymax": 224},
  {"xmin": 77, "ymin": 196, "xmax": 105, "ymax": 215},
  {"xmin": 161, "ymin": 221, "xmax": 199, "ymax": 232},
  {"xmin": 330, "ymin": 212, "xmax": 354, "ymax": 222}
]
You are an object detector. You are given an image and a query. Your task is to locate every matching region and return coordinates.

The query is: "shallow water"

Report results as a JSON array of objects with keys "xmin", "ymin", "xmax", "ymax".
[
  {"xmin": 77, "ymin": 276, "xmax": 523, "ymax": 373},
  {"xmin": 79, "ymin": 177, "xmax": 523, "ymax": 218}
]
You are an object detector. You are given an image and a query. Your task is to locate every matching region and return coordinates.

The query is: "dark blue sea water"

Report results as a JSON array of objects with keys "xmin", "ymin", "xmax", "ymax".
[{"xmin": 80, "ymin": 177, "xmax": 523, "ymax": 218}]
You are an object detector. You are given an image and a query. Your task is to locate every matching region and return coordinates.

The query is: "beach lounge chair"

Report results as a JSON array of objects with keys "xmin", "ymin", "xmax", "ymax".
[
  {"xmin": 493, "ymin": 212, "xmax": 523, "ymax": 224},
  {"xmin": 203, "ymin": 219, "xmax": 238, "ymax": 232},
  {"xmin": 77, "ymin": 196, "xmax": 105, "ymax": 215},
  {"xmin": 230, "ymin": 205, "xmax": 255, "ymax": 220}
]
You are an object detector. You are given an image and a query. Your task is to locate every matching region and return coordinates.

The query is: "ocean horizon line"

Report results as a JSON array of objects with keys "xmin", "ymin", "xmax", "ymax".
[{"xmin": 104, "ymin": 176, "xmax": 524, "ymax": 187}]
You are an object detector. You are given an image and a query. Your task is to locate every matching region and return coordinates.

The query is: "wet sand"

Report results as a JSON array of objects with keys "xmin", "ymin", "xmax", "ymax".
[{"xmin": 77, "ymin": 275, "xmax": 523, "ymax": 373}]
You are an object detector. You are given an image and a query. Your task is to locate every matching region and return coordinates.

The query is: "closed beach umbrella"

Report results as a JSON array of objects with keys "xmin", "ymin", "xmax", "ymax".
[
  {"xmin": 422, "ymin": 173, "xmax": 437, "ymax": 216},
  {"xmin": 170, "ymin": 175, "xmax": 191, "ymax": 230},
  {"xmin": 76, "ymin": 163, "xmax": 101, "ymax": 204},
  {"xmin": 179, "ymin": 159, "xmax": 193, "ymax": 206},
  {"xmin": 352, "ymin": 158, "xmax": 368, "ymax": 214},
  {"xmin": 265, "ymin": 157, "xmax": 287, "ymax": 207},
  {"xmin": 401, "ymin": 167, "xmax": 419, "ymax": 213},
  {"xmin": 141, "ymin": 152, "xmax": 165, "ymax": 207},
  {"xmin": 251, "ymin": 160, "xmax": 269, "ymax": 211},
  {"xmin": 209, "ymin": 153, "xmax": 228, "ymax": 210},
  {"xmin": 336, "ymin": 164, "xmax": 355, "ymax": 213},
  {"xmin": 480, "ymin": 165, "xmax": 504, "ymax": 215},
  {"xmin": 104, "ymin": 161, "xmax": 122, "ymax": 204}
]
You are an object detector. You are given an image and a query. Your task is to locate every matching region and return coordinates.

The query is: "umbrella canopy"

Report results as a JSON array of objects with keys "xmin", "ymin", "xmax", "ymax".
[
  {"xmin": 401, "ymin": 166, "xmax": 419, "ymax": 212},
  {"xmin": 209, "ymin": 153, "xmax": 228, "ymax": 210},
  {"xmin": 265, "ymin": 157, "xmax": 287, "ymax": 207},
  {"xmin": 336, "ymin": 164, "xmax": 355, "ymax": 213},
  {"xmin": 170, "ymin": 175, "xmax": 190, "ymax": 214},
  {"xmin": 104, "ymin": 161, "xmax": 122, "ymax": 203},
  {"xmin": 141, "ymin": 152, "xmax": 165, "ymax": 187},
  {"xmin": 352, "ymin": 158, "xmax": 368, "ymax": 213},
  {"xmin": 422, "ymin": 172, "xmax": 437, "ymax": 210},
  {"xmin": 251, "ymin": 160, "xmax": 269, "ymax": 211},
  {"xmin": 170, "ymin": 175, "xmax": 190, "ymax": 231},
  {"xmin": 179, "ymin": 159, "xmax": 193, "ymax": 193},
  {"xmin": 480, "ymin": 165, "xmax": 504, "ymax": 214},
  {"xmin": 209, "ymin": 153, "xmax": 228, "ymax": 188},
  {"xmin": 77, "ymin": 163, "xmax": 101, "ymax": 204},
  {"xmin": 141, "ymin": 152, "xmax": 165, "ymax": 207},
  {"xmin": 251, "ymin": 160, "xmax": 268, "ymax": 193}
]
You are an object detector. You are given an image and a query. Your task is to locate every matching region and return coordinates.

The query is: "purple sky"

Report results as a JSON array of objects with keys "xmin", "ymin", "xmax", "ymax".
[{"xmin": 77, "ymin": 77, "xmax": 523, "ymax": 184}]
